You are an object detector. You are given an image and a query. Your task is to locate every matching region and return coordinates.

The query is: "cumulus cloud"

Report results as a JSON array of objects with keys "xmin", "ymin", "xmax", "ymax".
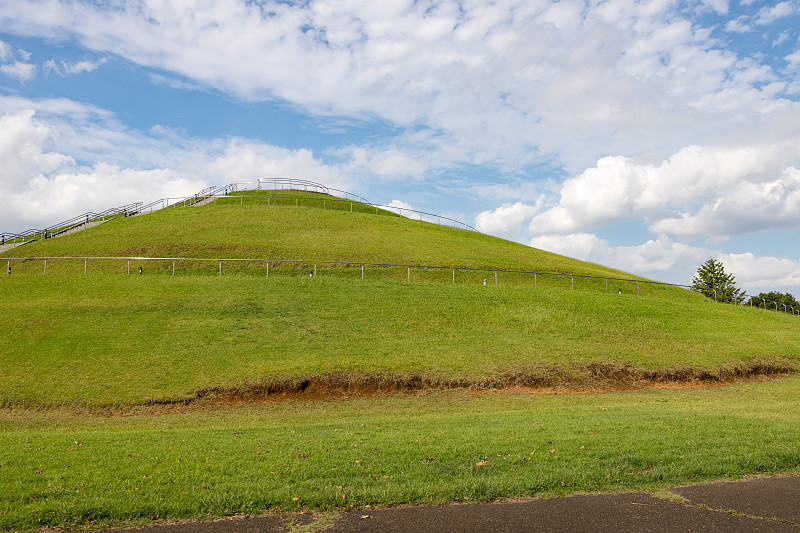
[
  {"xmin": 0, "ymin": 100, "xmax": 400, "ymax": 232},
  {"xmin": 0, "ymin": 109, "xmax": 201, "ymax": 229},
  {"xmin": 386, "ymin": 200, "xmax": 422, "ymax": 220},
  {"xmin": 0, "ymin": 0, "xmax": 796, "ymax": 173},
  {"xmin": 721, "ymin": 252, "xmax": 800, "ymax": 294},
  {"xmin": 527, "ymin": 140, "xmax": 800, "ymax": 240},
  {"xmin": 529, "ymin": 233, "xmax": 707, "ymax": 282},
  {"xmin": 475, "ymin": 202, "xmax": 542, "ymax": 239},
  {"xmin": 528, "ymin": 232, "xmax": 800, "ymax": 294}
]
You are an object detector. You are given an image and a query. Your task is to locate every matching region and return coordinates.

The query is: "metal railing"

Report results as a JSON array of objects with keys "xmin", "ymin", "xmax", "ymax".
[
  {"xmin": 197, "ymin": 193, "xmax": 477, "ymax": 231},
  {"xmin": 3, "ymin": 255, "xmax": 797, "ymax": 316},
  {"xmin": 0, "ymin": 203, "xmax": 142, "ymax": 247},
  {"xmin": 0, "ymin": 179, "xmax": 477, "ymax": 249}
]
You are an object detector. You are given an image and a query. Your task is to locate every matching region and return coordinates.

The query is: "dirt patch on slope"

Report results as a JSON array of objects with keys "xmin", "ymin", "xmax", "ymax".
[{"xmin": 192, "ymin": 358, "xmax": 797, "ymax": 405}]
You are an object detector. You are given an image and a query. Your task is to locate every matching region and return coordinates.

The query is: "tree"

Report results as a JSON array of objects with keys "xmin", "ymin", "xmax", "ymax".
[
  {"xmin": 748, "ymin": 291, "xmax": 798, "ymax": 312},
  {"xmin": 691, "ymin": 258, "xmax": 745, "ymax": 304}
]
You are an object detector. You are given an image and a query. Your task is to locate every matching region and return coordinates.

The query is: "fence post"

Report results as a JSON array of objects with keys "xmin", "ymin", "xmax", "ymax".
[
  {"xmin": 84, "ymin": 259, "xmax": 87, "ymax": 275},
  {"xmin": 241, "ymin": 196, "xmax": 243, "ymax": 206},
  {"xmin": 314, "ymin": 264, "xmax": 317, "ymax": 278},
  {"xmin": 408, "ymin": 267, "xmax": 410, "ymax": 282},
  {"xmin": 534, "ymin": 273, "xmax": 537, "ymax": 289},
  {"xmin": 350, "ymin": 202, "xmax": 353, "ymax": 212},
  {"xmin": 44, "ymin": 259, "xmax": 47, "ymax": 274},
  {"xmin": 172, "ymin": 261, "xmax": 175, "ymax": 277},
  {"xmin": 571, "ymin": 276, "xmax": 574, "ymax": 291},
  {"xmin": 128, "ymin": 260, "xmax": 130, "ymax": 275},
  {"xmin": 452, "ymin": 269, "xmax": 455, "ymax": 284},
  {"xmin": 362, "ymin": 265, "xmax": 364, "ymax": 280},
  {"xmin": 324, "ymin": 200, "xmax": 326, "ymax": 210},
  {"xmin": 219, "ymin": 262, "xmax": 222, "ymax": 277}
]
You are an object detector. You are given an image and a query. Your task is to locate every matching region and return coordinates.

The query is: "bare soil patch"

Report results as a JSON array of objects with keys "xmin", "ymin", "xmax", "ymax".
[{"xmin": 193, "ymin": 358, "xmax": 797, "ymax": 406}]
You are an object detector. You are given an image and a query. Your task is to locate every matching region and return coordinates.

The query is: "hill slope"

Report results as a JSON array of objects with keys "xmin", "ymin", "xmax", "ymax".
[
  {"xmin": 1, "ymin": 191, "xmax": 798, "ymax": 408},
  {"xmin": 2, "ymin": 191, "xmax": 639, "ymax": 279}
]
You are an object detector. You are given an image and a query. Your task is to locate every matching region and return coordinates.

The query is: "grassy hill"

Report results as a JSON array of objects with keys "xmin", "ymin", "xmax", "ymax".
[
  {"xmin": 2, "ymin": 190, "xmax": 643, "ymax": 277},
  {"xmin": 1, "ymin": 191, "xmax": 797, "ymax": 408},
  {"xmin": 2, "ymin": 190, "xmax": 800, "ymax": 531}
]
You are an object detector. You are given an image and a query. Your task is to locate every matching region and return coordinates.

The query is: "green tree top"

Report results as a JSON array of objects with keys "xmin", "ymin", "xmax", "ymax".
[
  {"xmin": 691, "ymin": 258, "xmax": 745, "ymax": 303},
  {"xmin": 748, "ymin": 291, "xmax": 798, "ymax": 312}
]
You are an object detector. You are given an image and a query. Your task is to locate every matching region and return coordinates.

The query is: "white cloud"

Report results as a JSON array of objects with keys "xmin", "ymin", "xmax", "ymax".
[
  {"xmin": 529, "ymin": 233, "xmax": 707, "ymax": 283},
  {"xmin": 0, "ymin": 109, "xmax": 203, "ymax": 229},
  {"xmin": 340, "ymin": 147, "xmax": 428, "ymax": 179},
  {"xmin": 721, "ymin": 252, "xmax": 800, "ymax": 295},
  {"xmin": 0, "ymin": 0, "xmax": 796, "ymax": 173},
  {"xmin": 527, "ymin": 140, "xmax": 800, "ymax": 240},
  {"xmin": 700, "ymin": 0, "xmax": 730, "ymax": 15},
  {"xmin": 0, "ymin": 40, "xmax": 11, "ymax": 61},
  {"xmin": 475, "ymin": 202, "xmax": 542, "ymax": 239},
  {"xmin": 43, "ymin": 58, "xmax": 105, "ymax": 76},
  {"xmin": 386, "ymin": 200, "xmax": 422, "ymax": 220},
  {"xmin": 724, "ymin": 18, "xmax": 751, "ymax": 32},
  {"xmin": 651, "ymin": 167, "xmax": 800, "ymax": 237},
  {"xmin": 528, "ymin": 232, "xmax": 800, "ymax": 294},
  {"xmin": 0, "ymin": 61, "xmax": 35, "ymax": 81},
  {"xmin": 0, "ymin": 100, "xmax": 395, "ymax": 232},
  {"xmin": 755, "ymin": 1, "xmax": 799, "ymax": 25},
  {"xmin": 0, "ymin": 109, "xmax": 74, "ymax": 195}
]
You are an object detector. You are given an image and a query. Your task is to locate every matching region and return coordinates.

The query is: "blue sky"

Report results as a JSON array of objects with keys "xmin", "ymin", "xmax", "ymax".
[{"xmin": 1, "ymin": 0, "xmax": 799, "ymax": 294}]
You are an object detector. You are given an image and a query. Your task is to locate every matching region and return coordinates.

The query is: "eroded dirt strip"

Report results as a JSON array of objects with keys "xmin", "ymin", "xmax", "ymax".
[{"xmin": 115, "ymin": 476, "xmax": 800, "ymax": 532}]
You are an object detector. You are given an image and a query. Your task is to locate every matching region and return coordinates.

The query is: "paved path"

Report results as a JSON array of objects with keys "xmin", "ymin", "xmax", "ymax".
[{"xmin": 118, "ymin": 476, "xmax": 799, "ymax": 532}]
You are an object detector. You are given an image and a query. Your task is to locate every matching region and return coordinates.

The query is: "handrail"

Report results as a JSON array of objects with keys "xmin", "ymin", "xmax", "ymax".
[
  {"xmin": 3, "ymin": 255, "xmax": 797, "ymax": 316},
  {"xmin": 1, "ymin": 179, "xmax": 476, "ymax": 245},
  {"xmin": 0, "ymin": 203, "xmax": 142, "ymax": 246},
  {"xmin": 203, "ymin": 193, "xmax": 478, "ymax": 232}
]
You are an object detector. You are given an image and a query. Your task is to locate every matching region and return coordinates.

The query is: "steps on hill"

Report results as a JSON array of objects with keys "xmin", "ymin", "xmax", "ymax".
[
  {"xmin": 1, "ymin": 219, "xmax": 110, "ymax": 254},
  {"xmin": 54, "ymin": 219, "xmax": 109, "ymax": 237},
  {"xmin": 0, "ymin": 242, "xmax": 25, "ymax": 254}
]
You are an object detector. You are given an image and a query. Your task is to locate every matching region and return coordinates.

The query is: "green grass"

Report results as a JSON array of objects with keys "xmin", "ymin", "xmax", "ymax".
[
  {"xmin": 1, "ymin": 192, "xmax": 647, "ymax": 280},
  {"xmin": 2, "ymin": 190, "xmax": 799, "ymax": 531},
  {"xmin": 1, "ymin": 274, "xmax": 797, "ymax": 408},
  {"xmin": 2, "ymin": 377, "xmax": 800, "ymax": 531}
]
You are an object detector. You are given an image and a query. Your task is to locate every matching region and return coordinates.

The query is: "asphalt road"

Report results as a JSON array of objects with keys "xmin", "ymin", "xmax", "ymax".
[{"xmin": 117, "ymin": 476, "xmax": 800, "ymax": 532}]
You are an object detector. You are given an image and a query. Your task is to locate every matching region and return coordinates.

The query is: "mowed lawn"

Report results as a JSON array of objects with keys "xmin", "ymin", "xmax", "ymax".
[
  {"xmin": 2, "ymin": 193, "xmax": 800, "ymax": 532},
  {"xmin": 2, "ymin": 197, "xmax": 650, "ymax": 281},
  {"xmin": 2, "ymin": 377, "xmax": 800, "ymax": 531},
  {"xmin": 0, "ymin": 274, "xmax": 797, "ymax": 407}
]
